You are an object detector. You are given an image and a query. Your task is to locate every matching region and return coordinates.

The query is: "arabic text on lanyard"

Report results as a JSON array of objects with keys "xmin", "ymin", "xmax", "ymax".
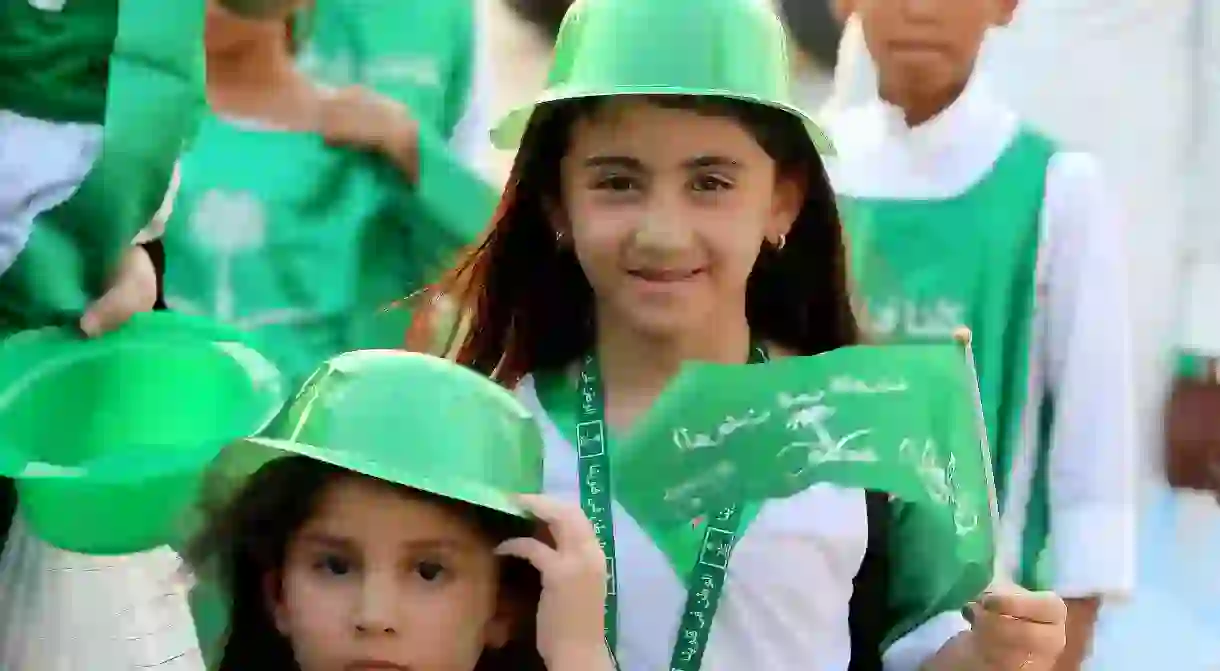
[{"xmin": 575, "ymin": 345, "xmax": 768, "ymax": 671}]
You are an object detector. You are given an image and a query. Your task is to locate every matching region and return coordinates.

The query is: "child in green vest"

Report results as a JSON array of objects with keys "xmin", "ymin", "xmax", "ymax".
[
  {"xmin": 828, "ymin": 1, "xmax": 1138, "ymax": 668},
  {"xmin": 163, "ymin": 0, "xmax": 494, "ymax": 385},
  {"xmin": 184, "ymin": 350, "xmax": 612, "ymax": 671}
]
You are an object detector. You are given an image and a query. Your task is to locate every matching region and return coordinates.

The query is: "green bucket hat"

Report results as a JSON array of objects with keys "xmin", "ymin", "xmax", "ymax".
[
  {"xmin": 200, "ymin": 350, "xmax": 545, "ymax": 522},
  {"xmin": 0, "ymin": 311, "xmax": 286, "ymax": 555},
  {"xmin": 490, "ymin": 0, "xmax": 834, "ymax": 156}
]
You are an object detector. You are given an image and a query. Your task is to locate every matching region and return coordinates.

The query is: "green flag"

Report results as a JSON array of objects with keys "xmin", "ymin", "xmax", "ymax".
[{"xmin": 612, "ymin": 335, "xmax": 998, "ymax": 576}]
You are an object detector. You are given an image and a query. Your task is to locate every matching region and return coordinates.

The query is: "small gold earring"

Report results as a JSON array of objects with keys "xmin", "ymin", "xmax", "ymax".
[{"xmin": 773, "ymin": 234, "xmax": 786, "ymax": 250}]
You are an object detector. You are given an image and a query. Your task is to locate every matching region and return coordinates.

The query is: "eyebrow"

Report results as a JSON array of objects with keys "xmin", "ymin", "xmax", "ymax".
[
  {"xmin": 297, "ymin": 532, "xmax": 474, "ymax": 553},
  {"xmin": 582, "ymin": 155, "xmax": 741, "ymax": 170}
]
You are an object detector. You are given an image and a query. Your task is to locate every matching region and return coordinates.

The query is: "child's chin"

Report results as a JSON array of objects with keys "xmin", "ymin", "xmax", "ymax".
[{"xmin": 619, "ymin": 302, "xmax": 715, "ymax": 341}]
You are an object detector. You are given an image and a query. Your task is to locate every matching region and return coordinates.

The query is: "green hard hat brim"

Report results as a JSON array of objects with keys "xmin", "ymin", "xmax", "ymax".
[
  {"xmin": 491, "ymin": 87, "xmax": 836, "ymax": 157},
  {"xmin": 0, "ymin": 311, "xmax": 286, "ymax": 554},
  {"xmin": 203, "ymin": 436, "xmax": 529, "ymax": 521}
]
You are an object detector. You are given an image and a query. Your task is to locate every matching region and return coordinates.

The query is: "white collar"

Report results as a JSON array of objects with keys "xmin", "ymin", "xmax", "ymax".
[{"xmin": 871, "ymin": 75, "xmax": 1010, "ymax": 162}]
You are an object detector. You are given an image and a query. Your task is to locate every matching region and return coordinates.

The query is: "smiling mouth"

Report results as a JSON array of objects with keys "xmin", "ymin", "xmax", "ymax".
[{"xmin": 628, "ymin": 268, "xmax": 704, "ymax": 282}]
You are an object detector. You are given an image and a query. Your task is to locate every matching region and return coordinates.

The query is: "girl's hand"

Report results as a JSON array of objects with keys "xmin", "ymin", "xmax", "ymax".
[
  {"xmin": 968, "ymin": 588, "xmax": 1068, "ymax": 670},
  {"xmin": 495, "ymin": 494, "xmax": 614, "ymax": 671},
  {"xmin": 319, "ymin": 86, "xmax": 420, "ymax": 180},
  {"xmin": 80, "ymin": 244, "xmax": 157, "ymax": 337}
]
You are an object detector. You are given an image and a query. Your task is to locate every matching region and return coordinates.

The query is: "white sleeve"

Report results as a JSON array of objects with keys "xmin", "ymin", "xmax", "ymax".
[
  {"xmin": 1040, "ymin": 151, "xmax": 1138, "ymax": 600},
  {"xmin": 447, "ymin": 0, "xmax": 496, "ymax": 181},
  {"xmin": 132, "ymin": 161, "xmax": 180, "ymax": 244},
  {"xmin": 882, "ymin": 611, "xmax": 969, "ymax": 671}
]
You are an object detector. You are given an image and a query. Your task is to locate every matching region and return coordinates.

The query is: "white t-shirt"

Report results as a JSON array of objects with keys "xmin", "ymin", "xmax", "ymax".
[
  {"xmin": 517, "ymin": 377, "xmax": 968, "ymax": 671},
  {"xmin": 0, "ymin": 110, "xmax": 176, "ymax": 278}
]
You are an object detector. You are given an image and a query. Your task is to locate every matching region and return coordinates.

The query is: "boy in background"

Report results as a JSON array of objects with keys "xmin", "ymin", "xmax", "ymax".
[{"xmin": 825, "ymin": 1, "xmax": 1138, "ymax": 669}]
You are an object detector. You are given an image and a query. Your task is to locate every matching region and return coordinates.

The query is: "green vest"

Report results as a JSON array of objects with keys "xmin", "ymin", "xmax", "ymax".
[
  {"xmin": 840, "ymin": 127, "xmax": 1056, "ymax": 589},
  {"xmin": 162, "ymin": 114, "xmax": 448, "ymax": 387},
  {"xmin": 0, "ymin": 0, "xmax": 205, "ymax": 328}
]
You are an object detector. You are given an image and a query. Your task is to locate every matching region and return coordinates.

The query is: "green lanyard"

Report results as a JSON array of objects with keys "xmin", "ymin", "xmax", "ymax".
[{"xmin": 575, "ymin": 346, "xmax": 767, "ymax": 671}]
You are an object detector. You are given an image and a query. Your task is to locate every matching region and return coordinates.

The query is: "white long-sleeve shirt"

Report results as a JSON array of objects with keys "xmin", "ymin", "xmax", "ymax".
[{"xmin": 825, "ymin": 78, "xmax": 1138, "ymax": 599}]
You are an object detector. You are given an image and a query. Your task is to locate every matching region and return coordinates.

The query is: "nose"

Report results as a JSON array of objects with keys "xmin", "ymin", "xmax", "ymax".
[
  {"xmin": 632, "ymin": 212, "xmax": 694, "ymax": 254},
  {"xmin": 352, "ymin": 572, "xmax": 399, "ymax": 635},
  {"xmin": 897, "ymin": 0, "xmax": 939, "ymax": 21}
]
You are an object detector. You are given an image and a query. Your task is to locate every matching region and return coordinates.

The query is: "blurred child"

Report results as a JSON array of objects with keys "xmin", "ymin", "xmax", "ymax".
[{"xmin": 827, "ymin": 1, "xmax": 1138, "ymax": 668}]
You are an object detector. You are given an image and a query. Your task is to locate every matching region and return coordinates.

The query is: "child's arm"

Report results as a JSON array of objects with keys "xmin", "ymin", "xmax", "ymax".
[
  {"xmin": 80, "ymin": 162, "xmax": 177, "ymax": 335},
  {"xmin": 494, "ymin": 495, "xmax": 615, "ymax": 671},
  {"xmin": 1039, "ymin": 151, "xmax": 1138, "ymax": 669},
  {"xmin": 79, "ymin": 244, "xmax": 157, "ymax": 336}
]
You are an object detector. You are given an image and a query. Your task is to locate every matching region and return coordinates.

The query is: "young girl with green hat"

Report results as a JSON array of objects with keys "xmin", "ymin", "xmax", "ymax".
[
  {"xmin": 423, "ymin": 0, "xmax": 1069, "ymax": 669},
  {"xmin": 185, "ymin": 349, "xmax": 612, "ymax": 671}
]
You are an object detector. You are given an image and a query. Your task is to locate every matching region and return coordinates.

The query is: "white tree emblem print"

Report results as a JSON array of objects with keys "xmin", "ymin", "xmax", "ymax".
[{"xmin": 169, "ymin": 189, "xmax": 314, "ymax": 328}]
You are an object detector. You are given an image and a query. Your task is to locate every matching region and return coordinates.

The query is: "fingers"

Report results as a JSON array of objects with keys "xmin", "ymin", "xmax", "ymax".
[
  {"xmin": 971, "ymin": 591, "xmax": 1068, "ymax": 669},
  {"xmin": 971, "ymin": 602, "xmax": 1065, "ymax": 651},
  {"xmin": 980, "ymin": 590, "xmax": 1068, "ymax": 625},
  {"xmin": 515, "ymin": 494, "xmax": 601, "ymax": 554},
  {"xmin": 495, "ymin": 537, "xmax": 559, "ymax": 574},
  {"xmin": 80, "ymin": 245, "xmax": 157, "ymax": 337}
]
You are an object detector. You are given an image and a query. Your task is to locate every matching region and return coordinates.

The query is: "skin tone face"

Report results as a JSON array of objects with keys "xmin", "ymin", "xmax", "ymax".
[
  {"xmin": 204, "ymin": 0, "xmax": 297, "ymax": 57},
  {"xmin": 268, "ymin": 476, "xmax": 512, "ymax": 671},
  {"xmin": 850, "ymin": 0, "xmax": 1017, "ymax": 123},
  {"xmin": 554, "ymin": 99, "xmax": 803, "ymax": 341}
]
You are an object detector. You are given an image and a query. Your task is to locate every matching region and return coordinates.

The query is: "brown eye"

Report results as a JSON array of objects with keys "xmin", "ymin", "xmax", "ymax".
[
  {"xmin": 592, "ymin": 174, "xmax": 638, "ymax": 191},
  {"xmin": 315, "ymin": 553, "xmax": 352, "ymax": 576},
  {"xmin": 691, "ymin": 175, "xmax": 732, "ymax": 192},
  {"xmin": 414, "ymin": 560, "xmax": 446, "ymax": 582}
]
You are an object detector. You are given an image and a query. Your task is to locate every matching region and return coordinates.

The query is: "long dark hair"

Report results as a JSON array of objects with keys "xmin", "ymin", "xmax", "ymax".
[
  {"xmin": 184, "ymin": 456, "xmax": 544, "ymax": 671},
  {"xmin": 424, "ymin": 95, "xmax": 860, "ymax": 383}
]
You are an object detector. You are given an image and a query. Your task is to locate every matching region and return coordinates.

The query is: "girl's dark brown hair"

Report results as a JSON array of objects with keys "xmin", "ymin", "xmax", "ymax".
[
  {"xmin": 424, "ymin": 95, "xmax": 859, "ymax": 383},
  {"xmin": 185, "ymin": 456, "xmax": 544, "ymax": 671}
]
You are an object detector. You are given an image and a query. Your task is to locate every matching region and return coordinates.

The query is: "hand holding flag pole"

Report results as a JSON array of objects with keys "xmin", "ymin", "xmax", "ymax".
[{"xmin": 956, "ymin": 328, "xmax": 1066, "ymax": 644}]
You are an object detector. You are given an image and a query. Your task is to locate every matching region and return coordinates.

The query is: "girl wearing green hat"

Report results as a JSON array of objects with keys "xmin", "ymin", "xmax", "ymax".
[
  {"xmin": 162, "ymin": 0, "xmax": 495, "ymax": 386},
  {"xmin": 185, "ymin": 350, "xmax": 613, "ymax": 671},
  {"xmin": 422, "ymin": 0, "xmax": 1069, "ymax": 669}
]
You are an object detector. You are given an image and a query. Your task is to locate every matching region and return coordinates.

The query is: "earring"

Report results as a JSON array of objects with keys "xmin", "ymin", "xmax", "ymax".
[
  {"xmin": 772, "ymin": 234, "xmax": 787, "ymax": 251},
  {"xmin": 555, "ymin": 230, "xmax": 565, "ymax": 243}
]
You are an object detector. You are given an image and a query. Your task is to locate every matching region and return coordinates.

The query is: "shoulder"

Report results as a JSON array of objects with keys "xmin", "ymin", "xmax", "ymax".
[
  {"xmin": 1046, "ymin": 149, "xmax": 1110, "ymax": 194},
  {"xmin": 820, "ymin": 103, "xmax": 888, "ymax": 193}
]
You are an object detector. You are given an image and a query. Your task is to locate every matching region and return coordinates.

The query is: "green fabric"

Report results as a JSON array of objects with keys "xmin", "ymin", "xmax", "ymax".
[
  {"xmin": 0, "ymin": 0, "xmax": 119, "ymax": 122},
  {"xmin": 491, "ymin": 0, "xmax": 833, "ymax": 156},
  {"xmin": 534, "ymin": 368, "xmax": 764, "ymax": 585},
  {"xmin": 300, "ymin": 0, "xmax": 496, "ymax": 241},
  {"xmin": 0, "ymin": 0, "xmax": 205, "ymax": 124},
  {"xmin": 164, "ymin": 114, "xmax": 413, "ymax": 386},
  {"xmin": 0, "ymin": 0, "xmax": 205, "ymax": 329},
  {"xmin": 540, "ymin": 341, "xmax": 997, "ymax": 650},
  {"xmin": 840, "ymin": 126, "xmax": 1057, "ymax": 590}
]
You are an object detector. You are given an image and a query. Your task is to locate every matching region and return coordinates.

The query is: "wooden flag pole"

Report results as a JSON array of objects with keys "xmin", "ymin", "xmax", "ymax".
[{"xmin": 952, "ymin": 327, "xmax": 1014, "ymax": 589}]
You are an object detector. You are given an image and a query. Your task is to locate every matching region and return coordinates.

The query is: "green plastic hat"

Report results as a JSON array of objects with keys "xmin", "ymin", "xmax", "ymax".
[
  {"xmin": 201, "ymin": 350, "xmax": 545, "ymax": 521},
  {"xmin": 490, "ymin": 0, "xmax": 834, "ymax": 156},
  {"xmin": 0, "ymin": 311, "xmax": 286, "ymax": 555}
]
